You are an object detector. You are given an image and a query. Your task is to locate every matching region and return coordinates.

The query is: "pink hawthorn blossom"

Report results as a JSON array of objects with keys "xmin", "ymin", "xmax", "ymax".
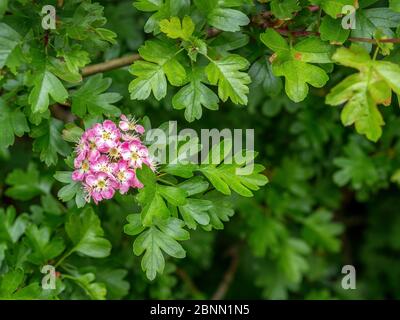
[{"xmin": 71, "ymin": 116, "xmax": 154, "ymax": 204}]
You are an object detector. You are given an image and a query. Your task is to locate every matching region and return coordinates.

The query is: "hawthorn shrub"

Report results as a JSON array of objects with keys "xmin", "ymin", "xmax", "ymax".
[{"xmin": 1, "ymin": 0, "xmax": 400, "ymax": 300}]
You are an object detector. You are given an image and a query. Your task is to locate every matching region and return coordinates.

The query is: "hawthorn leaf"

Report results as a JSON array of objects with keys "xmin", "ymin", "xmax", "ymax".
[
  {"xmin": 0, "ymin": 207, "xmax": 29, "ymax": 243},
  {"xmin": 198, "ymin": 140, "xmax": 268, "ymax": 197},
  {"xmin": 70, "ymin": 273, "xmax": 107, "ymax": 300},
  {"xmin": 300, "ymin": 209, "xmax": 344, "ymax": 252},
  {"xmin": 0, "ymin": 269, "xmax": 41, "ymax": 300},
  {"xmin": 31, "ymin": 118, "xmax": 71, "ymax": 166},
  {"xmin": 0, "ymin": 23, "xmax": 20, "ymax": 68},
  {"xmin": 5, "ymin": 164, "xmax": 49, "ymax": 201},
  {"xmin": 159, "ymin": 16, "xmax": 194, "ymax": 40},
  {"xmin": 333, "ymin": 141, "xmax": 379, "ymax": 189},
  {"xmin": 54, "ymin": 171, "xmax": 86, "ymax": 208},
  {"xmin": 208, "ymin": 8, "xmax": 250, "ymax": 32},
  {"xmin": 326, "ymin": 45, "xmax": 400, "ymax": 141},
  {"xmin": 279, "ymin": 238, "xmax": 310, "ymax": 283},
  {"xmin": 71, "ymin": 74, "xmax": 122, "ymax": 117},
  {"xmin": 0, "ymin": 98, "xmax": 29, "ymax": 149},
  {"xmin": 129, "ymin": 40, "xmax": 186, "ymax": 100},
  {"xmin": 179, "ymin": 199, "xmax": 212, "ymax": 229},
  {"xmin": 249, "ymin": 58, "xmax": 282, "ymax": 96},
  {"xmin": 132, "ymin": 218, "xmax": 188, "ymax": 280},
  {"xmin": 390, "ymin": 0, "xmax": 400, "ymax": 12},
  {"xmin": 309, "ymin": 0, "xmax": 355, "ymax": 19},
  {"xmin": 261, "ymin": 29, "xmax": 331, "ymax": 102},
  {"xmin": 270, "ymin": 0, "xmax": 301, "ymax": 20},
  {"xmin": 206, "ymin": 54, "xmax": 251, "ymax": 105},
  {"xmin": 65, "ymin": 207, "xmax": 112, "ymax": 258},
  {"xmin": 136, "ymin": 166, "xmax": 188, "ymax": 226},
  {"xmin": 25, "ymin": 225, "xmax": 65, "ymax": 265},
  {"xmin": 28, "ymin": 70, "xmax": 68, "ymax": 114},
  {"xmin": 319, "ymin": 15, "xmax": 350, "ymax": 44},
  {"xmin": 172, "ymin": 67, "xmax": 219, "ymax": 122}
]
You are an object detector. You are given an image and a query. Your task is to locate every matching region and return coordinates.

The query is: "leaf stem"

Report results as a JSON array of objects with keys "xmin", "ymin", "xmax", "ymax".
[{"xmin": 54, "ymin": 248, "xmax": 75, "ymax": 268}]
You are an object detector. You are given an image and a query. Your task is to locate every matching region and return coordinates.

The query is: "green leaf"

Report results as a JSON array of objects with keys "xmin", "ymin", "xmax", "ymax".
[
  {"xmin": 333, "ymin": 141, "xmax": 379, "ymax": 189},
  {"xmin": 65, "ymin": 207, "xmax": 112, "ymax": 258},
  {"xmin": 198, "ymin": 140, "xmax": 268, "ymax": 197},
  {"xmin": 0, "ymin": 0, "xmax": 8, "ymax": 18},
  {"xmin": 390, "ymin": 0, "xmax": 400, "ymax": 12},
  {"xmin": 57, "ymin": 46, "xmax": 90, "ymax": 77},
  {"xmin": 300, "ymin": 209, "xmax": 344, "ymax": 252},
  {"xmin": 129, "ymin": 40, "xmax": 186, "ymax": 100},
  {"xmin": 69, "ymin": 273, "xmax": 107, "ymax": 300},
  {"xmin": 96, "ymin": 269, "xmax": 130, "ymax": 299},
  {"xmin": 260, "ymin": 29, "xmax": 331, "ymax": 102},
  {"xmin": 134, "ymin": 0, "xmax": 163, "ymax": 12},
  {"xmin": 179, "ymin": 199, "xmax": 212, "ymax": 229},
  {"xmin": 208, "ymin": 8, "xmax": 250, "ymax": 32},
  {"xmin": 0, "ymin": 23, "xmax": 20, "ymax": 68},
  {"xmin": 55, "ymin": 171, "xmax": 86, "ymax": 208},
  {"xmin": 0, "ymin": 269, "xmax": 41, "ymax": 300},
  {"xmin": 136, "ymin": 166, "xmax": 188, "ymax": 226},
  {"xmin": 0, "ymin": 98, "xmax": 29, "ymax": 149},
  {"xmin": 270, "ymin": 0, "xmax": 301, "ymax": 20},
  {"xmin": 31, "ymin": 118, "xmax": 71, "ymax": 166},
  {"xmin": 71, "ymin": 74, "xmax": 122, "ymax": 117},
  {"xmin": 206, "ymin": 54, "xmax": 251, "ymax": 105},
  {"xmin": 172, "ymin": 67, "xmax": 219, "ymax": 122},
  {"xmin": 309, "ymin": 0, "xmax": 355, "ymax": 19},
  {"xmin": 28, "ymin": 69, "xmax": 68, "ymax": 114},
  {"xmin": 25, "ymin": 225, "xmax": 65, "ymax": 265},
  {"xmin": 159, "ymin": 16, "xmax": 194, "ymax": 40},
  {"xmin": 132, "ymin": 218, "xmax": 189, "ymax": 280},
  {"xmin": 352, "ymin": 8, "xmax": 400, "ymax": 51},
  {"xmin": 319, "ymin": 15, "xmax": 350, "ymax": 44},
  {"xmin": 0, "ymin": 207, "xmax": 29, "ymax": 243},
  {"xmin": 204, "ymin": 192, "xmax": 235, "ymax": 230},
  {"xmin": 326, "ymin": 45, "xmax": 400, "ymax": 141},
  {"xmin": 5, "ymin": 164, "xmax": 49, "ymax": 201},
  {"xmin": 249, "ymin": 58, "xmax": 283, "ymax": 96},
  {"xmin": 278, "ymin": 238, "xmax": 310, "ymax": 283}
]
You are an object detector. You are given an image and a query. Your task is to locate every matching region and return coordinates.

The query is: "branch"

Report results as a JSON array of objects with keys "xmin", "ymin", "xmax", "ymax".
[
  {"xmin": 211, "ymin": 246, "xmax": 239, "ymax": 300},
  {"xmin": 81, "ymin": 54, "xmax": 140, "ymax": 77},
  {"xmin": 276, "ymin": 29, "xmax": 400, "ymax": 43},
  {"xmin": 175, "ymin": 267, "xmax": 204, "ymax": 298}
]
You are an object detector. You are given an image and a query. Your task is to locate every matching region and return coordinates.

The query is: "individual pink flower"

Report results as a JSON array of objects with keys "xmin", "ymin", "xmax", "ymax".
[
  {"xmin": 119, "ymin": 115, "xmax": 145, "ymax": 134},
  {"xmin": 72, "ymin": 159, "xmax": 91, "ymax": 181},
  {"xmin": 75, "ymin": 138, "xmax": 89, "ymax": 162},
  {"xmin": 84, "ymin": 128, "xmax": 101, "ymax": 162},
  {"xmin": 113, "ymin": 161, "xmax": 137, "ymax": 194},
  {"xmin": 91, "ymin": 155, "xmax": 115, "ymax": 175},
  {"xmin": 84, "ymin": 173, "xmax": 118, "ymax": 204},
  {"xmin": 120, "ymin": 141, "xmax": 148, "ymax": 168},
  {"xmin": 93, "ymin": 120, "xmax": 121, "ymax": 153},
  {"xmin": 143, "ymin": 155, "xmax": 158, "ymax": 173},
  {"xmin": 121, "ymin": 133, "xmax": 142, "ymax": 143}
]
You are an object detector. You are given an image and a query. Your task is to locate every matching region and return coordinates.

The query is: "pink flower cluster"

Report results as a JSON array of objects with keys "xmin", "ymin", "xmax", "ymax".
[{"xmin": 72, "ymin": 115, "xmax": 155, "ymax": 204}]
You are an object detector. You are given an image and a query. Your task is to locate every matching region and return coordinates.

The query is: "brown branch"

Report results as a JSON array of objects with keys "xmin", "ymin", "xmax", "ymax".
[
  {"xmin": 211, "ymin": 246, "xmax": 239, "ymax": 300},
  {"xmin": 276, "ymin": 29, "xmax": 400, "ymax": 43},
  {"xmin": 175, "ymin": 267, "xmax": 204, "ymax": 298},
  {"xmin": 81, "ymin": 54, "xmax": 140, "ymax": 77}
]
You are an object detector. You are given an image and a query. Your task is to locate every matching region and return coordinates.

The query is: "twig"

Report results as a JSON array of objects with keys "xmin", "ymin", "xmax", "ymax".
[
  {"xmin": 81, "ymin": 54, "xmax": 141, "ymax": 77},
  {"xmin": 175, "ymin": 267, "xmax": 204, "ymax": 298},
  {"xmin": 211, "ymin": 246, "xmax": 239, "ymax": 300},
  {"xmin": 276, "ymin": 29, "xmax": 400, "ymax": 43}
]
